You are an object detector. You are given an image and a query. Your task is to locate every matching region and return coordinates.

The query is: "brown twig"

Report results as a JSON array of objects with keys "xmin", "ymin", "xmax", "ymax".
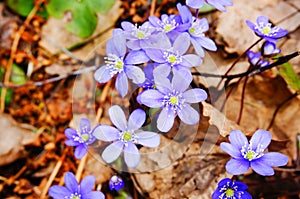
[
  {"xmin": 41, "ymin": 148, "xmax": 68, "ymax": 199},
  {"xmin": 0, "ymin": 0, "xmax": 42, "ymax": 112},
  {"xmin": 96, "ymin": 80, "xmax": 112, "ymax": 123},
  {"xmin": 75, "ymin": 154, "xmax": 88, "ymax": 182},
  {"xmin": 149, "ymin": 0, "xmax": 157, "ymax": 16}
]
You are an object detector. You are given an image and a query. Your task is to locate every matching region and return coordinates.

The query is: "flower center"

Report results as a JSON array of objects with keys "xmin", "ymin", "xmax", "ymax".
[
  {"xmin": 241, "ymin": 142, "xmax": 265, "ymax": 161},
  {"xmin": 105, "ymin": 54, "xmax": 124, "ymax": 76},
  {"xmin": 81, "ymin": 134, "xmax": 89, "ymax": 142},
  {"xmin": 123, "ymin": 131, "xmax": 132, "ymax": 141},
  {"xmin": 262, "ymin": 26, "xmax": 271, "ymax": 35},
  {"xmin": 163, "ymin": 51, "xmax": 182, "ymax": 66},
  {"xmin": 189, "ymin": 27, "xmax": 196, "ymax": 34},
  {"xmin": 162, "ymin": 91, "xmax": 185, "ymax": 113},
  {"xmin": 169, "ymin": 96, "xmax": 178, "ymax": 105},
  {"xmin": 67, "ymin": 193, "xmax": 81, "ymax": 199},
  {"xmin": 225, "ymin": 188, "xmax": 235, "ymax": 197},
  {"xmin": 164, "ymin": 24, "xmax": 172, "ymax": 32},
  {"xmin": 136, "ymin": 30, "xmax": 145, "ymax": 39},
  {"xmin": 245, "ymin": 150, "xmax": 255, "ymax": 160}
]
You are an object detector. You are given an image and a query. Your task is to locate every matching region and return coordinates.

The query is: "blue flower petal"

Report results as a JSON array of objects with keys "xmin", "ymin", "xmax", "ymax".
[
  {"xmin": 79, "ymin": 118, "xmax": 90, "ymax": 133},
  {"xmin": 249, "ymin": 129, "xmax": 271, "ymax": 151},
  {"xmin": 64, "ymin": 128, "xmax": 77, "ymax": 139},
  {"xmin": 80, "ymin": 175, "xmax": 95, "ymax": 195},
  {"xmin": 64, "ymin": 172, "xmax": 78, "ymax": 193},
  {"xmin": 186, "ymin": 0, "xmax": 205, "ymax": 9},
  {"xmin": 194, "ymin": 36, "xmax": 217, "ymax": 51},
  {"xmin": 125, "ymin": 65, "xmax": 145, "ymax": 84},
  {"xmin": 157, "ymin": 108, "xmax": 175, "ymax": 132},
  {"xmin": 153, "ymin": 64, "xmax": 171, "ymax": 80},
  {"xmin": 228, "ymin": 130, "xmax": 249, "ymax": 150},
  {"xmin": 115, "ymin": 71, "xmax": 128, "ymax": 98},
  {"xmin": 250, "ymin": 159, "xmax": 274, "ymax": 176},
  {"xmin": 128, "ymin": 109, "xmax": 146, "ymax": 131},
  {"xmin": 93, "ymin": 125, "xmax": 120, "ymax": 142},
  {"xmin": 49, "ymin": 185, "xmax": 72, "ymax": 199},
  {"xmin": 172, "ymin": 70, "xmax": 192, "ymax": 92},
  {"xmin": 139, "ymin": 89, "xmax": 164, "ymax": 108},
  {"xmin": 84, "ymin": 191, "xmax": 105, "ymax": 199},
  {"xmin": 137, "ymin": 131, "xmax": 160, "ymax": 148},
  {"xmin": 74, "ymin": 144, "xmax": 88, "ymax": 159},
  {"xmin": 94, "ymin": 66, "xmax": 112, "ymax": 83},
  {"xmin": 191, "ymin": 38, "xmax": 205, "ymax": 57},
  {"xmin": 65, "ymin": 139, "xmax": 78, "ymax": 146},
  {"xmin": 220, "ymin": 142, "xmax": 242, "ymax": 159},
  {"xmin": 258, "ymin": 152, "xmax": 288, "ymax": 167},
  {"xmin": 225, "ymin": 158, "xmax": 250, "ymax": 175},
  {"xmin": 177, "ymin": 104, "xmax": 199, "ymax": 125},
  {"xmin": 183, "ymin": 88, "xmax": 207, "ymax": 103},
  {"xmin": 182, "ymin": 54, "xmax": 202, "ymax": 66},
  {"xmin": 102, "ymin": 141, "xmax": 124, "ymax": 164},
  {"xmin": 124, "ymin": 142, "xmax": 141, "ymax": 168},
  {"xmin": 145, "ymin": 49, "xmax": 166, "ymax": 63},
  {"xmin": 108, "ymin": 105, "xmax": 127, "ymax": 131},
  {"xmin": 125, "ymin": 50, "xmax": 150, "ymax": 65},
  {"xmin": 173, "ymin": 32, "xmax": 190, "ymax": 55}
]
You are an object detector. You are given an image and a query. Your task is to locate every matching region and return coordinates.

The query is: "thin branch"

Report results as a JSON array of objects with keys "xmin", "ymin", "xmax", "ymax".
[
  {"xmin": 237, "ymin": 76, "xmax": 249, "ymax": 124},
  {"xmin": 267, "ymin": 92, "xmax": 299, "ymax": 130}
]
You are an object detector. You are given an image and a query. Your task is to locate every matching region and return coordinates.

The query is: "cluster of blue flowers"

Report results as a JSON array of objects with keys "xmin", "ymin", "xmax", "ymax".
[
  {"xmin": 48, "ymin": 1, "xmax": 291, "ymax": 199},
  {"xmin": 246, "ymin": 16, "xmax": 288, "ymax": 69}
]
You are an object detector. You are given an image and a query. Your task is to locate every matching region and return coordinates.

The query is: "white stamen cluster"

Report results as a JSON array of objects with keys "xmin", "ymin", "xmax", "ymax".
[
  {"xmin": 188, "ymin": 19, "xmax": 206, "ymax": 37},
  {"xmin": 162, "ymin": 90, "xmax": 185, "ymax": 114},
  {"xmin": 256, "ymin": 22, "xmax": 279, "ymax": 36},
  {"xmin": 163, "ymin": 50, "xmax": 182, "ymax": 66},
  {"xmin": 241, "ymin": 142, "xmax": 265, "ymax": 161},
  {"xmin": 105, "ymin": 54, "xmax": 124, "ymax": 76},
  {"xmin": 119, "ymin": 130, "xmax": 137, "ymax": 146}
]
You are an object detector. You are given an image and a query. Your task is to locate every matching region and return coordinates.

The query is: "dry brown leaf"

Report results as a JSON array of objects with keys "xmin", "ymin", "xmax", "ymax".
[{"xmin": 0, "ymin": 114, "xmax": 37, "ymax": 166}]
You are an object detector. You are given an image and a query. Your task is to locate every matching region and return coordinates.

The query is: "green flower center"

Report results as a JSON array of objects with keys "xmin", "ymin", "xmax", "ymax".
[
  {"xmin": 115, "ymin": 60, "xmax": 124, "ymax": 69},
  {"xmin": 169, "ymin": 96, "xmax": 178, "ymax": 105},
  {"xmin": 168, "ymin": 55, "xmax": 177, "ymax": 64},
  {"xmin": 262, "ymin": 26, "xmax": 271, "ymax": 35},
  {"xmin": 189, "ymin": 27, "xmax": 196, "ymax": 34},
  {"xmin": 225, "ymin": 188, "xmax": 235, "ymax": 197},
  {"xmin": 72, "ymin": 196, "xmax": 80, "ymax": 199},
  {"xmin": 245, "ymin": 150, "xmax": 255, "ymax": 160},
  {"xmin": 123, "ymin": 132, "xmax": 132, "ymax": 141},
  {"xmin": 136, "ymin": 30, "xmax": 145, "ymax": 39},
  {"xmin": 164, "ymin": 24, "xmax": 172, "ymax": 32},
  {"xmin": 81, "ymin": 134, "xmax": 89, "ymax": 142}
]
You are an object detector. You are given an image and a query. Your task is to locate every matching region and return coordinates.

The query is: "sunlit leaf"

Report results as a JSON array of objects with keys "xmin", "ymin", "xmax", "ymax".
[{"xmin": 278, "ymin": 62, "xmax": 300, "ymax": 91}]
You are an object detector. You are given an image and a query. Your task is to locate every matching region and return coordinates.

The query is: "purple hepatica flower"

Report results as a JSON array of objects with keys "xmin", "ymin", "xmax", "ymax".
[
  {"xmin": 262, "ymin": 41, "xmax": 281, "ymax": 56},
  {"xmin": 212, "ymin": 178, "xmax": 252, "ymax": 199},
  {"xmin": 177, "ymin": 3, "xmax": 217, "ymax": 57},
  {"xmin": 246, "ymin": 16, "xmax": 288, "ymax": 41},
  {"xmin": 93, "ymin": 105, "xmax": 160, "ymax": 168},
  {"xmin": 148, "ymin": 14, "xmax": 181, "ymax": 41},
  {"xmin": 247, "ymin": 51, "xmax": 269, "ymax": 68},
  {"xmin": 220, "ymin": 129, "xmax": 288, "ymax": 176},
  {"xmin": 138, "ymin": 72, "xmax": 207, "ymax": 132},
  {"xmin": 49, "ymin": 172, "xmax": 105, "ymax": 199},
  {"xmin": 109, "ymin": 175, "xmax": 125, "ymax": 191},
  {"xmin": 121, "ymin": 21, "xmax": 156, "ymax": 50},
  {"xmin": 186, "ymin": 0, "xmax": 233, "ymax": 12},
  {"xmin": 137, "ymin": 62, "xmax": 156, "ymax": 89},
  {"xmin": 65, "ymin": 118, "xmax": 96, "ymax": 159},
  {"xmin": 94, "ymin": 31, "xmax": 148, "ymax": 98},
  {"xmin": 145, "ymin": 32, "xmax": 202, "ymax": 80}
]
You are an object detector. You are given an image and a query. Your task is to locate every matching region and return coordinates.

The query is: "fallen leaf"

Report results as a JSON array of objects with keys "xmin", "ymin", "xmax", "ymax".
[{"xmin": 0, "ymin": 114, "xmax": 37, "ymax": 166}]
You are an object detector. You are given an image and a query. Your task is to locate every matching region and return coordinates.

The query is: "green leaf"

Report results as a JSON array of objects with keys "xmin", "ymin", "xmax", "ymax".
[
  {"xmin": 88, "ymin": 0, "xmax": 116, "ymax": 14},
  {"xmin": 11, "ymin": 63, "xmax": 26, "ymax": 84},
  {"xmin": 198, "ymin": 3, "xmax": 216, "ymax": 13},
  {"xmin": 46, "ymin": 0, "xmax": 115, "ymax": 38},
  {"xmin": 7, "ymin": 0, "xmax": 34, "ymax": 17},
  {"xmin": 278, "ymin": 62, "xmax": 300, "ymax": 92}
]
